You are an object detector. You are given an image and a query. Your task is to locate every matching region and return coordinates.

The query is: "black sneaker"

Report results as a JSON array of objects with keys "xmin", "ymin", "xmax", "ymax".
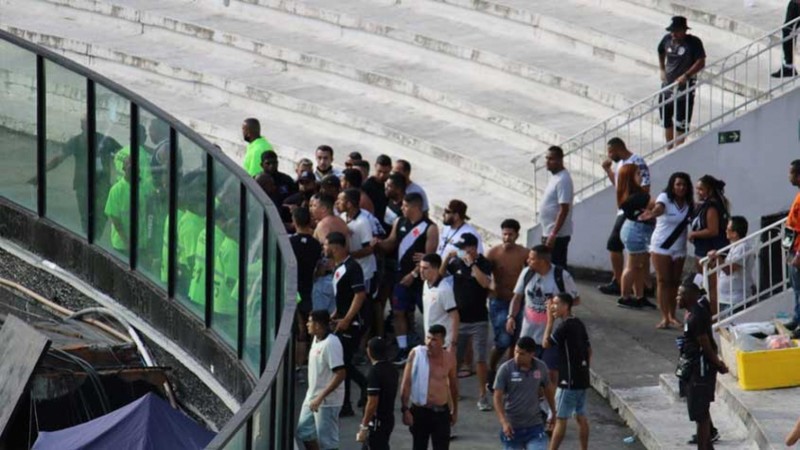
[
  {"xmin": 617, "ymin": 297, "xmax": 642, "ymax": 309},
  {"xmin": 392, "ymin": 348, "xmax": 409, "ymax": 366},
  {"xmin": 785, "ymin": 319, "xmax": 799, "ymax": 331},
  {"xmin": 598, "ymin": 281, "xmax": 621, "ymax": 296},
  {"xmin": 771, "ymin": 66, "xmax": 798, "ymax": 78},
  {"xmin": 639, "ymin": 297, "xmax": 657, "ymax": 309},
  {"xmin": 339, "ymin": 403, "xmax": 355, "ymax": 417},
  {"xmin": 687, "ymin": 428, "xmax": 720, "ymax": 444}
]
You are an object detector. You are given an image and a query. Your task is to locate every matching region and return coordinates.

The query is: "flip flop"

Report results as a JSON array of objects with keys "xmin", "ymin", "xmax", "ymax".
[{"xmin": 457, "ymin": 369, "xmax": 474, "ymax": 378}]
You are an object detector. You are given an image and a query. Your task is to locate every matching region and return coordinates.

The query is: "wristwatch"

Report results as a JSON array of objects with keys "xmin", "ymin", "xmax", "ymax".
[
  {"xmin": 401, "ymin": 405, "xmax": 409, "ymax": 413},
  {"xmin": 359, "ymin": 424, "xmax": 369, "ymax": 431}
]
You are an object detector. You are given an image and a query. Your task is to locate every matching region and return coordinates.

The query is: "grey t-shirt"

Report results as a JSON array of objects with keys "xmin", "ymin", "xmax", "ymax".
[
  {"xmin": 539, "ymin": 169, "xmax": 574, "ymax": 237},
  {"xmin": 494, "ymin": 358, "xmax": 550, "ymax": 428}
]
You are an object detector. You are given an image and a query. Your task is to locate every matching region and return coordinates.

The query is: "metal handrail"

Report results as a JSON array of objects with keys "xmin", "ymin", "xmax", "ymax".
[
  {"xmin": 700, "ymin": 218, "xmax": 788, "ymax": 324},
  {"xmin": 532, "ymin": 16, "xmax": 800, "ymax": 212},
  {"xmin": 0, "ymin": 28, "xmax": 298, "ymax": 450}
]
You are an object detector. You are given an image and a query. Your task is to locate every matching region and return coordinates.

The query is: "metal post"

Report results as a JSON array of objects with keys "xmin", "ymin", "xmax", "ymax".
[
  {"xmin": 130, "ymin": 103, "xmax": 139, "ymax": 270},
  {"xmin": 205, "ymin": 154, "xmax": 214, "ymax": 329},
  {"xmin": 260, "ymin": 214, "xmax": 270, "ymax": 374},
  {"xmin": 237, "ymin": 184, "xmax": 247, "ymax": 359},
  {"xmin": 36, "ymin": 55, "xmax": 46, "ymax": 217},
  {"xmin": 86, "ymin": 79, "xmax": 97, "ymax": 243},
  {"xmin": 167, "ymin": 127, "xmax": 178, "ymax": 298}
]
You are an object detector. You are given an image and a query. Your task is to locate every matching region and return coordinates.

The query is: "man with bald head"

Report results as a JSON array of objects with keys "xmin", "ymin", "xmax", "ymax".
[{"xmin": 241, "ymin": 118, "xmax": 273, "ymax": 176}]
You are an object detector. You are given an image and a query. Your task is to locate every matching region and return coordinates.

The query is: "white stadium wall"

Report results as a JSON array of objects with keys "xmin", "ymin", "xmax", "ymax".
[{"xmin": 530, "ymin": 87, "xmax": 800, "ymax": 271}]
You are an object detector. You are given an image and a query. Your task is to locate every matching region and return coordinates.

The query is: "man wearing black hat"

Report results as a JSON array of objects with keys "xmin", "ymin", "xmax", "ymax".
[
  {"xmin": 658, "ymin": 16, "xmax": 706, "ymax": 149},
  {"xmin": 677, "ymin": 275, "xmax": 728, "ymax": 450},
  {"xmin": 443, "ymin": 232, "xmax": 493, "ymax": 412}
]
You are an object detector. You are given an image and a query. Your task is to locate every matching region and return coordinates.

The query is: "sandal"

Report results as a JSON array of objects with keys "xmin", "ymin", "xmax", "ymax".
[{"xmin": 457, "ymin": 369, "xmax": 474, "ymax": 378}]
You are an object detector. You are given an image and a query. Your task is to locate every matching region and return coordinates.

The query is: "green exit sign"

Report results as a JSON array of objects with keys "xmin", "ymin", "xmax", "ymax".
[{"xmin": 718, "ymin": 130, "xmax": 741, "ymax": 144}]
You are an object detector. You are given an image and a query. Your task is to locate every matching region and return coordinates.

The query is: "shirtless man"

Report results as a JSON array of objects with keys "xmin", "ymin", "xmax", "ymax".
[
  {"xmin": 400, "ymin": 324, "xmax": 458, "ymax": 450},
  {"xmin": 310, "ymin": 193, "xmax": 350, "ymax": 313},
  {"xmin": 485, "ymin": 219, "xmax": 530, "ymax": 389}
]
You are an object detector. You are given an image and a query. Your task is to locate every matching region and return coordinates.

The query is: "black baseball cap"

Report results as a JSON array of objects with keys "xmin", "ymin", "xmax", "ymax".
[{"xmin": 454, "ymin": 232, "xmax": 479, "ymax": 249}]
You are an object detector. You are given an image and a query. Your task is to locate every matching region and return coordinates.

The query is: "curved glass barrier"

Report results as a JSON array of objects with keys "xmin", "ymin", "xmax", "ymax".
[{"xmin": 0, "ymin": 30, "xmax": 297, "ymax": 450}]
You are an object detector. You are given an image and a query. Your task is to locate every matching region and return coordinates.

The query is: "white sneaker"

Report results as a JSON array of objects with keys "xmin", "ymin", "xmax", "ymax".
[{"xmin": 477, "ymin": 395, "xmax": 492, "ymax": 411}]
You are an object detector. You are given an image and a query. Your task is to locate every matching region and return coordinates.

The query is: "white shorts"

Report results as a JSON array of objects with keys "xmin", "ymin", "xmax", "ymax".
[{"xmin": 650, "ymin": 245, "xmax": 686, "ymax": 260}]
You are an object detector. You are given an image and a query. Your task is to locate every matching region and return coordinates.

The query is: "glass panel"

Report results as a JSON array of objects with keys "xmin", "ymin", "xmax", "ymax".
[
  {"xmin": 94, "ymin": 84, "xmax": 130, "ymax": 260},
  {"xmin": 176, "ymin": 135, "xmax": 207, "ymax": 317},
  {"xmin": 136, "ymin": 108, "xmax": 170, "ymax": 287},
  {"xmin": 212, "ymin": 160, "xmax": 240, "ymax": 347},
  {"xmin": 266, "ymin": 228, "xmax": 278, "ymax": 349},
  {"xmin": 252, "ymin": 390, "xmax": 274, "ymax": 450},
  {"xmin": 273, "ymin": 359, "xmax": 287, "ymax": 449},
  {"xmin": 222, "ymin": 426, "xmax": 246, "ymax": 450},
  {"xmin": 43, "ymin": 61, "xmax": 87, "ymax": 236},
  {"xmin": 244, "ymin": 193, "xmax": 264, "ymax": 373},
  {"xmin": 0, "ymin": 41, "xmax": 37, "ymax": 210}
]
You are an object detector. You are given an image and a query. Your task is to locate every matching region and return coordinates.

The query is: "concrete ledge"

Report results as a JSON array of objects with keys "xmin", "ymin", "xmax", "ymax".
[
  {"xmin": 0, "ymin": 196, "xmax": 255, "ymax": 404},
  {"xmin": 236, "ymin": 0, "xmax": 636, "ymax": 111},
  {"xmin": 42, "ymin": 0, "xmax": 563, "ymax": 147},
  {"xmin": 1, "ymin": 25, "xmax": 537, "ymax": 199}
]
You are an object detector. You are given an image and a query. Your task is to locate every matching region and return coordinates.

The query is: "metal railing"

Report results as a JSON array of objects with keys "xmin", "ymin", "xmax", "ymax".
[
  {"xmin": 700, "ymin": 218, "xmax": 789, "ymax": 324},
  {"xmin": 0, "ymin": 29, "xmax": 297, "ymax": 450},
  {"xmin": 532, "ymin": 16, "xmax": 800, "ymax": 213}
]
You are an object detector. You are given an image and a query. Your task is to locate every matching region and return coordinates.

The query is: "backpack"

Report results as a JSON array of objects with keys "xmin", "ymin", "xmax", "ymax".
[{"xmin": 523, "ymin": 265, "xmax": 566, "ymax": 294}]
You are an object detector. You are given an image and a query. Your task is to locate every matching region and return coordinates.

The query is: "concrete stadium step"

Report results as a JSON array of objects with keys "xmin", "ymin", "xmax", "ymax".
[
  {"xmin": 5, "ymin": 26, "xmax": 530, "ymax": 242},
  {"xmin": 1, "ymin": 0, "xmax": 548, "ymax": 197},
  {"xmin": 257, "ymin": 0, "xmax": 655, "ymax": 106},
  {"xmin": 431, "ymin": 0, "xmax": 766, "ymax": 96},
  {"xmin": 611, "ymin": 381, "xmax": 757, "ymax": 450},
  {"xmin": 619, "ymin": 0, "xmax": 787, "ymax": 40},
  {"xmin": 42, "ymin": 0, "xmax": 567, "ymax": 149}
]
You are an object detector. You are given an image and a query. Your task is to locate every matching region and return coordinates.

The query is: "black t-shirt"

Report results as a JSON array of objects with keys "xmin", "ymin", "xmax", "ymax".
[
  {"xmin": 549, "ymin": 317, "xmax": 591, "ymax": 389},
  {"xmin": 333, "ymin": 257, "xmax": 365, "ymax": 321},
  {"xmin": 657, "ymin": 34, "xmax": 706, "ymax": 84},
  {"xmin": 290, "ymin": 233, "xmax": 322, "ymax": 309},
  {"xmin": 446, "ymin": 254, "xmax": 492, "ymax": 323},
  {"xmin": 366, "ymin": 360, "xmax": 398, "ymax": 423},
  {"xmin": 620, "ymin": 192, "xmax": 654, "ymax": 224},
  {"xmin": 682, "ymin": 297, "xmax": 716, "ymax": 365},
  {"xmin": 363, "ymin": 177, "xmax": 388, "ymax": 223},
  {"xmin": 272, "ymin": 170, "xmax": 298, "ymax": 203}
]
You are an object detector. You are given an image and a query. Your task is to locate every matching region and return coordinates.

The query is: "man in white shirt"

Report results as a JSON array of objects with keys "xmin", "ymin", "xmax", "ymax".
[
  {"xmin": 599, "ymin": 137, "xmax": 651, "ymax": 296},
  {"xmin": 710, "ymin": 216, "xmax": 753, "ymax": 312},
  {"xmin": 538, "ymin": 146, "xmax": 574, "ymax": 268},
  {"xmin": 297, "ymin": 310, "xmax": 346, "ymax": 450},
  {"xmin": 437, "ymin": 199, "xmax": 484, "ymax": 257},
  {"xmin": 337, "ymin": 189, "xmax": 377, "ymax": 292},
  {"xmin": 420, "ymin": 253, "xmax": 460, "ymax": 350}
]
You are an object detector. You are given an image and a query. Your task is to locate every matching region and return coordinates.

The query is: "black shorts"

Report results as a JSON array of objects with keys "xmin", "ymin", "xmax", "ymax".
[
  {"xmin": 606, "ymin": 214, "xmax": 626, "ymax": 253},
  {"xmin": 659, "ymin": 85, "xmax": 696, "ymax": 132},
  {"xmin": 686, "ymin": 374, "xmax": 716, "ymax": 422}
]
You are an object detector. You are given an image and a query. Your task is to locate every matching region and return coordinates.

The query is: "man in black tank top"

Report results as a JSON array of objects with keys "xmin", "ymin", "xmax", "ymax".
[{"xmin": 375, "ymin": 192, "xmax": 439, "ymax": 365}]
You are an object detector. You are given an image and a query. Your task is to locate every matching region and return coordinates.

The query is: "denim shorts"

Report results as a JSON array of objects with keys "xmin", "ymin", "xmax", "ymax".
[
  {"xmin": 489, "ymin": 298, "xmax": 516, "ymax": 351},
  {"xmin": 499, "ymin": 424, "xmax": 548, "ymax": 450},
  {"xmin": 296, "ymin": 404, "xmax": 341, "ymax": 449},
  {"xmin": 312, "ymin": 274, "xmax": 335, "ymax": 314},
  {"xmin": 555, "ymin": 388, "xmax": 587, "ymax": 419},
  {"xmin": 620, "ymin": 220, "xmax": 654, "ymax": 254}
]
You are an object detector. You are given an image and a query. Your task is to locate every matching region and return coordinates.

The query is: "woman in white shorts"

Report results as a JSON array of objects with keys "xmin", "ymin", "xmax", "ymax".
[{"xmin": 640, "ymin": 172, "xmax": 692, "ymax": 329}]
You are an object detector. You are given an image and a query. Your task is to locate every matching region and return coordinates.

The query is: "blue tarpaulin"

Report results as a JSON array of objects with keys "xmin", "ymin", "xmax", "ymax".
[{"xmin": 33, "ymin": 392, "xmax": 216, "ymax": 450}]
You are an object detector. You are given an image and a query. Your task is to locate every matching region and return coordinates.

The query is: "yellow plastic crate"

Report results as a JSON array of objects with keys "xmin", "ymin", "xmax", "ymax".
[{"xmin": 735, "ymin": 343, "xmax": 800, "ymax": 390}]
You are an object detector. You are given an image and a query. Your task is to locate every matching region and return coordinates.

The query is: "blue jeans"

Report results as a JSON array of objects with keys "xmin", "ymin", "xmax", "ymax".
[
  {"xmin": 312, "ymin": 274, "xmax": 335, "ymax": 314},
  {"xmin": 791, "ymin": 255, "xmax": 800, "ymax": 322},
  {"xmin": 500, "ymin": 424, "xmax": 548, "ymax": 450},
  {"xmin": 489, "ymin": 298, "xmax": 515, "ymax": 351}
]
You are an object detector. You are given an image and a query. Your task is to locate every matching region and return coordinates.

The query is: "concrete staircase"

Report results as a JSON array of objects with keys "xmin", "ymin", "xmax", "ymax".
[{"xmin": 0, "ymin": 0, "xmax": 777, "ymax": 242}]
